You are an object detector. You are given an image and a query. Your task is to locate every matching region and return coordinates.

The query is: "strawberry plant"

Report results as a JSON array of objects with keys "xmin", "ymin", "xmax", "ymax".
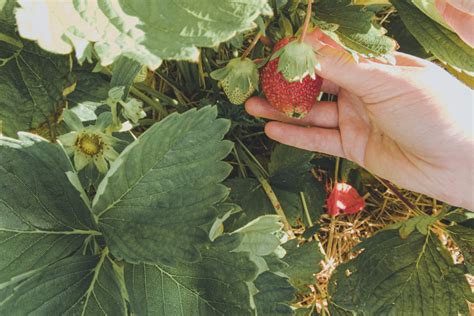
[{"xmin": 0, "ymin": 0, "xmax": 473, "ymax": 315}]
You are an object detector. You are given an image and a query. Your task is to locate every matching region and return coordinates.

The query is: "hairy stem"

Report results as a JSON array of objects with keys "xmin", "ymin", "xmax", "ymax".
[
  {"xmin": 326, "ymin": 216, "xmax": 336, "ymax": 258},
  {"xmin": 241, "ymin": 33, "xmax": 262, "ymax": 60},
  {"xmin": 235, "ymin": 142, "xmax": 293, "ymax": 236},
  {"xmin": 299, "ymin": 0, "xmax": 313, "ymax": 43},
  {"xmin": 327, "ymin": 156, "xmax": 340, "ymax": 258},
  {"xmin": 301, "ymin": 192, "xmax": 313, "ymax": 227}
]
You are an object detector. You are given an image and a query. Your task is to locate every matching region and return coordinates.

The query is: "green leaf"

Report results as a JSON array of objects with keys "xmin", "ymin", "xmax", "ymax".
[
  {"xmin": 0, "ymin": 31, "xmax": 21, "ymax": 67},
  {"xmin": 443, "ymin": 207, "xmax": 474, "ymax": 224},
  {"xmin": 448, "ymin": 224, "xmax": 474, "ymax": 274},
  {"xmin": 328, "ymin": 230, "xmax": 473, "ymax": 315},
  {"xmin": 110, "ymin": 56, "xmax": 143, "ymax": 98},
  {"xmin": 0, "ymin": 133, "xmax": 97, "ymax": 284},
  {"xmin": 0, "ymin": 0, "xmax": 16, "ymax": 34},
  {"xmin": 263, "ymin": 253, "xmax": 289, "ymax": 273},
  {"xmin": 392, "ymin": 0, "xmax": 474, "ymax": 71},
  {"xmin": 0, "ymin": 0, "xmax": 7, "ymax": 15},
  {"xmin": 315, "ymin": 0, "xmax": 397, "ymax": 56},
  {"xmin": 228, "ymin": 215, "xmax": 296, "ymax": 315},
  {"xmin": 93, "ymin": 106, "xmax": 233, "ymax": 266},
  {"xmin": 208, "ymin": 203, "xmax": 242, "ymax": 241},
  {"xmin": 67, "ymin": 64, "xmax": 110, "ymax": 119},
  {"xmin": 339, "ymin": 159, "xmax": 359, "ymax": 182},
  {"xmin": 268, "ymin": 144, "xmax": 316, "ymax": 186},
  {"xmin": 15, "ymin": 0, "xmax": 272, "ymax": 69},
  {"xmin": 225, "ymin": 178, "xmax": 272, "ymax": 229},
  {"xmin": 385, "ymin": 215, "xmax": 438, "ymax": 239},
  {"xmin": 268, "ymin": 144, "xmax": 314, "ymax": 183},
  {"xmin": 230, "ymin": 215, "xmax": 285, "ymax": 277},
  {"xmin": 335, "ymin": 24, "xmax": 397, "ymax": 56},
  {"xmin": 0, "ymin": 254, "xmax": 126, "ymax": 315},
  {"xmin": 294, "ymin": 307, "xmax": 314, "ymax": 316},
  {"xmin": 226, "ymin": 145, "xmax": 324, "ymax": 228},
  {"xmin": 226, "ymin": 176, "xmax": 325, "ymax": 229},
  {"xmin": 268, "ymin": 145, "xmax": 325, "ymax": 226},
  {"xmin": 254, "ymin": 271, "xmax": 296, "ymax": 316},
  {"xmin": 233, "ymin": 215, "xmax": 283, "ymax": 257},
  {"xmin": 0, "ymin": 40, "xmax": 74, "ymax": 137},
  {"xmin": 386, "ymin": 15, "xmax": 431, "ymax": 58},
  {"xmin": 0, "ymin": 281, "xmax": 18, "ymax": 304},
  {"xmin": 124, "ymin": 235, "xmax": 258, "ymax": 315},
  {"xmin": 282, "ymin": 240, "xmax": 324, "ymax": 291},
  {"xmin": 315, "ymin": 0, "xmax": 373, "ymax": 34}
]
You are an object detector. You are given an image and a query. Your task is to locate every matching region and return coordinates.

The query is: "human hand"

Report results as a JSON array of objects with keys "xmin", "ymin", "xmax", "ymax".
[
  {"xmin": 436, "ymin": 0, "xmax": 474, "ymax": 47},
  {"xmin": 246, "ymin": 30, "xmax": 474, "ymax": 210}
]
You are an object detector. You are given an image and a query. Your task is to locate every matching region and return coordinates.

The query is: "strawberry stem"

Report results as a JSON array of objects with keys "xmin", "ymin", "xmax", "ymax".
[
  {"xmin": 299, "ymin": 0, "xmax": 313, "ymax": 43},
  {"xmin": 235, "ymin": 141, "xmax": 294, "ymax": 237},
  {"xmin": 326, "ymin": 156, "xmax": 339, "ymax": 259},
  {"xmin": 241, "ymin": 33, "xmax": 262, "ymax": 60}
]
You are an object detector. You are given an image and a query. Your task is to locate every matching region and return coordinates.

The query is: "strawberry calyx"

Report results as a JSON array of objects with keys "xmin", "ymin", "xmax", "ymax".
[{"xmin": 271, "ymin": 38, "xmax": 320, "ymax": 83}]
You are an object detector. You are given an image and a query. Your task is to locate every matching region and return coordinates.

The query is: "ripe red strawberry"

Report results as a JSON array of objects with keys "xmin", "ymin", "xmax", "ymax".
[
  {"xmin": 261, "ymin": 37, "xmax": 323, "ymax": 118},
  {"xmin": 326, "ymin": 182, "xmax": 365, "ymax": 216}
]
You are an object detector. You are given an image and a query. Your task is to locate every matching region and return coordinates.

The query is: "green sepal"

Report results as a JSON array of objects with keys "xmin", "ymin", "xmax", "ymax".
[
  {"xmin": 210, "ymin": 57, "xmax": 259, "ymax": 105},
  {"xmin": 210, "ymin": 66, "xmax": 232, "ymax": 81},
  {"xmin": 384, "ymin": 215, "xmax": 438, "ymax": 239},
  {"xmin": 272, "ymin": 41, "xmax": 320, "ymax": 82},
  {"xmin": 62, "ymin": 109, "xmax": 84, "ymax": 131}
]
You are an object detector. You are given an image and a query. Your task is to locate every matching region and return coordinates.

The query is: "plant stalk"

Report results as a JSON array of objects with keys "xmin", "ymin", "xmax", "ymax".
[
  {"xmin": 299, "ymin": 0, "xmax": 313, "ymax": 43},
  {"xmin": 241, "ymin": 33, "xmax": 263, "ymax": 60},
  {"xmin": 327, "ymin": 156, "xmax": 340, "ymax": 258},
  {"xmin": 301, "ymin": 192, "xmax": 313, "ymax": 227},
  {"xmin": 326, "ymin": 216, "xmax": 336, "ymax": 258},
  {"xmin": 130, "ymin": 86, "xmax": 168, "ymax": 116},
  {"xmin": 235, "ymin": 143, "xmax": 293, "ymax": 236}
]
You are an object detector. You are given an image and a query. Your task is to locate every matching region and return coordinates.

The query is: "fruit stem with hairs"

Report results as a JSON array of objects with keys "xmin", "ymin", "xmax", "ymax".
[
  {"xmin": 241, "ymin": 33, "xmax": 262, "ymax": 60},
  {"xmin": 235, "ymin": 141, "xmax": 294, "ymax": 236},
  {"xmin": 299, "ymin": 0, "xmax": 313, "ymax": 43},
  {"xmin": 327, "ymin": 157, "xmax": 340, "ymax": 259}
]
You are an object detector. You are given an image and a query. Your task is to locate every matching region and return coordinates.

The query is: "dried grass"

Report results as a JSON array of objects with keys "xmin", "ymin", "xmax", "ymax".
[{"xmin": 295, "ymin": 180, "xmax": 473, "ymax": 314}]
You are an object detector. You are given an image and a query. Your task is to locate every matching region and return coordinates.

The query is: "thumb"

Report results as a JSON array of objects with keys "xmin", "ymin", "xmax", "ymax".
[
  {"xmin": 442, "ymin": 0, "xmax": 474, "ymax": 14},
  {"xmin": 304, "ymin": 30, "xmax": 398, "ymax": 96},
  {"xmin": 436, "ymin": 0, "xmax": 474, "ymax": 47}
]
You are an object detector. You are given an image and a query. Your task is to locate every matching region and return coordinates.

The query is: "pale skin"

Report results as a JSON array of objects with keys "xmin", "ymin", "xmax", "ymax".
[
  {"xmin": 436, "ymin": 0, "xmax": 474, "ymax": 47},
  {"xmin": 246, "ymin": 24, "xmax": 474, "ymax": 210}
]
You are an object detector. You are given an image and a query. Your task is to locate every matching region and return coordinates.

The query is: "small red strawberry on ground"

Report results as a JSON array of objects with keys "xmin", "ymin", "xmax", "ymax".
[
  {"xmin": 326, "ymin": 182, "xmax": 365, "ymax": 216},
  {"xmin": 261, "ymin": 37, "xmax": 323, "ymax": 118}
]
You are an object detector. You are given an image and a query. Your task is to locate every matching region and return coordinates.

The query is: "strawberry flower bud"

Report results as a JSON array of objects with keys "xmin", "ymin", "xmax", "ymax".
[
  {"xmin": 121, "ymin": 98, "xmax": 146, "ymax": 124},
  {"xmin": 108, "ymin": 86, "xmax": 125, "ymax": 103}
]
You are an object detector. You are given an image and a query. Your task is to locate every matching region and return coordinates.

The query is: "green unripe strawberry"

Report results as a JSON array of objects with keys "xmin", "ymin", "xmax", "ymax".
[{"xmin": 211, "ymin": 57, "xmax": 259, "ymax": 105}]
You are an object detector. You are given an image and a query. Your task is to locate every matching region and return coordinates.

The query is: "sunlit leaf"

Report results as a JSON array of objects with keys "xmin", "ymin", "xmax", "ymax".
[{"xmin": 16, "ymin": 0, "xmax": 272, "ymax": 69}]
